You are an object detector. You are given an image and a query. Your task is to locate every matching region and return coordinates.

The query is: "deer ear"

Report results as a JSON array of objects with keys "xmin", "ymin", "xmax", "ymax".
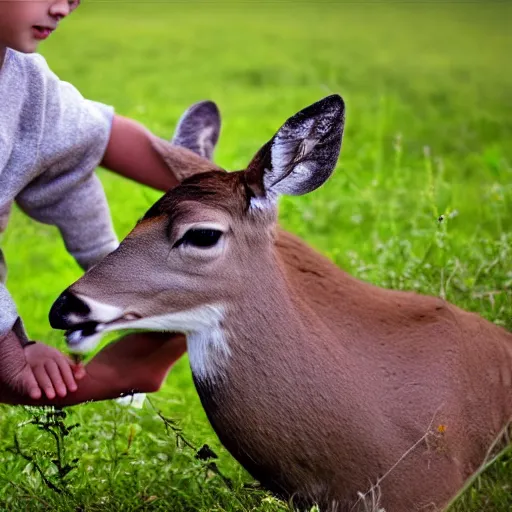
[
  {"xmin": 171, "ymin": 100, "xmax": 221, "ymax": 161},
  {"xmin": 245, "ymin": 95, "xmax": 345, "ymax": 201},
  {"xmin": 151, "ymin": 100, "xmax": 223, "ymax": 183}
]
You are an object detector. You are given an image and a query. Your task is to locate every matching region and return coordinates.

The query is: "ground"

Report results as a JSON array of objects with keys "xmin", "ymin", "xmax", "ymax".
[{"xmin": 0, "ymin": 0, "xmax": 510, "ymax": 510}]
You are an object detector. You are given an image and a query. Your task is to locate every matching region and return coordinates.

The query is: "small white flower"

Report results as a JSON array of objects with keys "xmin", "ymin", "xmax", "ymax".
[{"xmin": 116, "ymin": 393, "xmax": 147, "ymax": 409}]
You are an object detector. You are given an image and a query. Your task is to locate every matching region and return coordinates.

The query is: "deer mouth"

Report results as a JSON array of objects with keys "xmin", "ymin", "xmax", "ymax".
[
  {"xmin": 65, "ymin": 313, "xmax": 141, "ymax": 353},
  {"xmin": 64, "ymin": 304, "xmax": 227, "ymax": 355}
]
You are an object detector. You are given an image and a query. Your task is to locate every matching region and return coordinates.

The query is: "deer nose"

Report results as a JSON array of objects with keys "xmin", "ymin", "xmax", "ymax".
[{"xmin": 49, "ymin": 291, "xmax": 91, "ymax": 329}]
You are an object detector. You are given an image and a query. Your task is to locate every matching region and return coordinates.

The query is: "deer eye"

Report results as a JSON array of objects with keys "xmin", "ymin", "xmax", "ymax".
[{"xmin": 175, "ymin": 229, "xmax": 222, "ymax": 249}]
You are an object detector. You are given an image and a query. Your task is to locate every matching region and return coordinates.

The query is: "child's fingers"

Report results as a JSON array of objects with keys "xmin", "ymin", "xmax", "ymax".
[
  {"xmin": 33, "ymin": 366, "xmax": 56, "ymax": 400},
  {"xmin": 44, "ymin": 360, "xmax": 68, "ymax": 398},
  {"xmin": 24, "ymin": 370, "xmax": 42, "ymax": 400},
  {"xmin": 56, "ymin": 359, "xmax": 78, "ymax": 392}
]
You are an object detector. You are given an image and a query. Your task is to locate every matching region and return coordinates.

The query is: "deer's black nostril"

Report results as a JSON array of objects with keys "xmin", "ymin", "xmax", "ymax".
[{"xmin": 49, "ymin": 291, "xmax": 90, "ymax": 330}]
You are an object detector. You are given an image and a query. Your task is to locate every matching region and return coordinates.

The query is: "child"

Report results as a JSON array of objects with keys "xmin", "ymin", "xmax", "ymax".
[{"xmin": 0, "ymin": 0, "xmax": 191, "ymax": 406}]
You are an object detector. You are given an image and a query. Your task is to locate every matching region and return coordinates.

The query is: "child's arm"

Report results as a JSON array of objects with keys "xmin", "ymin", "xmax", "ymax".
[
  {"xmin": 60, "ymin": 332, "xmax": 187, "ymax": 405},
  {"xmin": 1, "ymin": 332, "xmax": 186, "ymax": 406},
  {"xmin": 101, "ymin": 115, "xmax": 180, "ymax": 192}
]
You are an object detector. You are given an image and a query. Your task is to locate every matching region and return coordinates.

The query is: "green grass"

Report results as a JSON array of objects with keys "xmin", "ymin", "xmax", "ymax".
[{"xmin": 1, "ymin": 0, "xmax": 511, "ymax": 510}]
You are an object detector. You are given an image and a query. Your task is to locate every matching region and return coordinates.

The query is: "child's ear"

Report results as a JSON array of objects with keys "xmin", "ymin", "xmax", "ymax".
[{"xmin": 245, "ymin": 95, "xmax": 345, "ymax": 201}]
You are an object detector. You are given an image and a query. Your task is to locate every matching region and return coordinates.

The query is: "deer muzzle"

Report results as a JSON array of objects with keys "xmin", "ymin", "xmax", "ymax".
[{"xmin": 49, "ymin": 290, "xmax": 140, "ymax": 353}]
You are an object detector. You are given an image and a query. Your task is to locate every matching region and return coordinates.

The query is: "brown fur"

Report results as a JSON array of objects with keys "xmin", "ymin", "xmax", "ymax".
[
  {"xmin": 151, "ymin": 136, "xmax": 222, "ymax": 181},
  {"xmin": 197, "ymin": 226, "xmax": 512, "ymax": 511},
  {"xmin": 167, "ymin": 173, "xmax": 511, "ymax": 511}
]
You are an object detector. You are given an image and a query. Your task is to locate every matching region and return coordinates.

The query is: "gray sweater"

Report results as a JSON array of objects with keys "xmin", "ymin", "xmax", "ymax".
[{"xmin": 0, "ymin": 49, "xmax": 119, "ymax": 339}]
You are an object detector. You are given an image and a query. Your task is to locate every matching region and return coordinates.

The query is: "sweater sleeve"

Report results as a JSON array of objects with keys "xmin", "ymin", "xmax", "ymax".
[
  {"xmin": 0, "ymin": 283, "xmax": 20, "ymax": 339},
  {"xmin": 15, "ymin": 64, "xmax": 119, "ymax": 271},
  {"xmin": 0, "ymin": 261, "xmax": 30, "ymax": 344}
]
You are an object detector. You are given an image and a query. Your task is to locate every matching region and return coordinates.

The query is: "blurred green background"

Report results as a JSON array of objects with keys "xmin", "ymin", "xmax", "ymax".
[{"xmin": 0, "ymin": 0, "xmax": 511, "ymax": 510}]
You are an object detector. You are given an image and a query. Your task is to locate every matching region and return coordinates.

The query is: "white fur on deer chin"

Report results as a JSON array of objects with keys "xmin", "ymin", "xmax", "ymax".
[
  {"xmin": 66, "ymin": 329, "xmax": 105, "ymax": 354},
  {"xmin": 136, "ymin": 303, "xmax": 230, "ymax": 383},
  {"xmin": 66, "ymin": 302, "xmax": 230, "ymax": 382},
  {"xmin": 188, "ymin": 319, "xmax": 231, "ymax": 384}
]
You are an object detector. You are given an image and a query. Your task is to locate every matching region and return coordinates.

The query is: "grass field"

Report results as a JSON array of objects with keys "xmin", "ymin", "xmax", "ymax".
[{"xmin": 1, "ymin": 0, "xmax": 511, "ymax": 510}]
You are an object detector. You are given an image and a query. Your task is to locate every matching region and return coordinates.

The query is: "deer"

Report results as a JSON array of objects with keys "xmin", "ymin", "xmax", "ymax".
[{"xmin": 48, "ymin": 95, "xmax": 512, "ymax": 512}]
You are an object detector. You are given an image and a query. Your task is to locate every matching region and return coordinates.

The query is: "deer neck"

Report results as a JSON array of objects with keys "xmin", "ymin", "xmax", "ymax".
[{"xmin": 187, "ymin": 249, "xmax": 351, "ymax": 389}]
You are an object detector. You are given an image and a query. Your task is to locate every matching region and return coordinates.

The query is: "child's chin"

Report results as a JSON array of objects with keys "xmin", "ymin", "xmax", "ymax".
[{"xmin": 14, "ymin": 39, "xmax": 40, "ymax": 54}]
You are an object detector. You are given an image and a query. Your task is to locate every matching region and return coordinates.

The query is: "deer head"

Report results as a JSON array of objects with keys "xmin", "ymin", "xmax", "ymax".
[{"xmin": 49, "ymin": 95, "xmax": 345, "ymax": 374}]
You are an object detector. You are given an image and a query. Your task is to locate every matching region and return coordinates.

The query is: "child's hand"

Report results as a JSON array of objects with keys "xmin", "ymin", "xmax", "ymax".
[
  {"xmin": 1, "ymin": 330, "xmax": 83, "ymax": 403},
  {"xmin": 24, "ymin": 343, "xmax": 86, "ymax": 399},
  {"xmin": 1, "ymin": 328, "xmax": 185, "ymax": 406}
]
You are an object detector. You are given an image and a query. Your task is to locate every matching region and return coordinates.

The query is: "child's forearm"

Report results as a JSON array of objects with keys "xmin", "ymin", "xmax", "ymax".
[
  {"xmin": 0, "ymin": 346, "xmax": 127, "ymax": 406},
  {"xmin": 1, "ymin": 374, "xmax": 120, "ymax": 406},
  {"xmin": 101, "ymin": 115, "xmax": 180, "ymax": 192},
  {"xmin": 4, "ymin": 332, "xmax": 187, "ymax": 407},
  {"xmin": 5, "ymin": 373, "xmax": 126, "ymax": 406}
]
